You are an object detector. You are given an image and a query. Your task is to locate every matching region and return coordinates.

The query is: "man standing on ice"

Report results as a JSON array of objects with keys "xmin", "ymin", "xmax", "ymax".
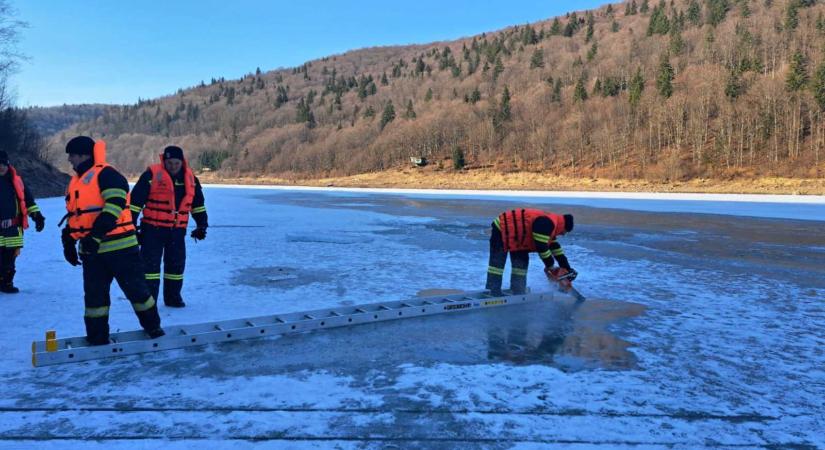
[
  {"xmin": 129, "ymin": 145, "xmax": 208, "ymax": 308},
  {"xmin": 61, "ymin": 136, "xmax": 164, "ymax": 345},
  {"xmin": 486, "ymin": 208, "xmax": 577, "ymax": 296}
]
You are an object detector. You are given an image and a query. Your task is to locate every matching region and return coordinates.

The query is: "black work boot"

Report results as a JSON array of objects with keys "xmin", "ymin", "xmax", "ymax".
[
  {"xmin": 146, "ymin": 327, "xmax": 166, "ymax": 339},
  {"xmin": 0, "ymin": 270, "xmax": 19, "ymax": 294}
]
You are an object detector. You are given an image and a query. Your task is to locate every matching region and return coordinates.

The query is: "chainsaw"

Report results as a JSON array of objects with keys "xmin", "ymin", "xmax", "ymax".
[{"xmin": 545, "ymin": 267, "xmax": 586, "ymax": 302}]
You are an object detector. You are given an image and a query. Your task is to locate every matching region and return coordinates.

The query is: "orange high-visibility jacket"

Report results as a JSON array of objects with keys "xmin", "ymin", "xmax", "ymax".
[
  {"xmin": 65, "ymin": 141, "xmax": 135, "ymax": 240},
  {"xmin": 498, "ymin": 208, "xmax": 566, "ymax": 252},
  {"xmin": 7, "ymin": 165, "xmax": 28, "ymax": 229},
  {"xmin": 141, "ymin": 157, "xmax": 195, "ymax": 229}
]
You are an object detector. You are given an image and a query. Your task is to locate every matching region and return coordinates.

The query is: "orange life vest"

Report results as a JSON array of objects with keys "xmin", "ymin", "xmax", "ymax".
[
  {"xmin": 141, "ymin": 156, "xmax": 195, "ymax": 229},
  {"xmin": 498, "ymin": 208, "xmax": 567, "ymax": 252},
  {"xmin": 64, "ymin": 140, "xmax": 136, "ymax": 240},
  {"xmin": 7, "ymin": 165, "xmax": 29, "ymax": 230}
]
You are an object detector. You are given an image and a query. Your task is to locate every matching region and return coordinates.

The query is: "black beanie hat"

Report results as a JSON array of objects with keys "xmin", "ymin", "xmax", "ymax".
[
  {"xmin": 0, "ymin": 151, "xmax": 8, "ymax": 166},
  {"xmin": 66, "ymin": 136, "xmax": 95, "ymax": 155},
  {"xmin": 163, "ymin": 145, "xmax": 184, "ymax": 160},
  {"xmin": 563, "ymin": 214, "xmax": 574, "ymax": 233}
]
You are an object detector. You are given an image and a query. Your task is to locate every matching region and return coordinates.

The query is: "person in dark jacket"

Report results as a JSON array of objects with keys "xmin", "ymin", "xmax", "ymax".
[
  {"xmin": 486, "ymin": 208, "xmax": 576, "ymax": 296},
  {"xmin": 0, "ymin": 150, "xmax": 45, "ymax": 293},
  {"xmin": 129, "ymin": 145, "xmax": 207, "ymax": 308},
  {"xmin": 61, "ymin": 136, "xmax": 164, "ymax": 345}
]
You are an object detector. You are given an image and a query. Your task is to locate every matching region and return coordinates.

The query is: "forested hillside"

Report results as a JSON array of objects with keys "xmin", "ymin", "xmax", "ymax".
[
  {"xmin": 27, "ymin": 104, "xmax": 108, "ymax": 137},
  {"xmin": 53, "ymin": 0, "xmax": 825, "ymax": 181}
]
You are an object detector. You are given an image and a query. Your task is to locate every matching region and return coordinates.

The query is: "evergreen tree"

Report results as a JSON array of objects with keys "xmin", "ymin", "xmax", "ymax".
[
  {"xmin": 379, "ymin": 101, "xmax": 396, "ymax": 130},
  {"xmin": 593, "ymin": 78, "xmax": 603, "ymax": 96},
  {"xmin": 499, "ymin": 86, "xmax": 512, "ymax": 121},
  {"xmin": 706, "ymin": 0, "xmax": 730, "ymax": 26},
  {"xmin": 381, "ymin": 72, "xmax": 389, "ymax": 85},
  {"xmin": 612, "ymin": 20, "xmax": 620, "ymax": 32},
  {"xmin": 724, "ymin": 68, "xmax": 744, "ymax": 99},
  {"xmin": 452, "ymin": 146, "xmax": 466, "ymax": 170},
  {"xmin": 425, "ymin": 87, "xmax": 433, "ymax": 101},
  {"xmin": 817, "ymin": 12, "xmax": 825, "ymax": 34},
  {"xmin": 573, "ymin": 77, "xmax": 589, "ymax": 102},
  {"xmin": 585, "ymin": 12, "xmax": 595, "ymax": 42},
  {"xmin": 631, "ymin": 0, "xmax": 639, "ymax": 15},
  {"xmin": 687, "ymin": 0, "xmax": 702, "ymax": 25},
  {"xmin": 647, "ymin": 2, "xmax": 671, "ymax": 35},
  {"xmin": 786, "ymin": 51, "xmax": 809, "ymax": 92},
  {"xmin": 491, "ymin": 86, "xmax": 512, "ymax": 134},
  {"xmin": 469, "ymin": 87, "xmax": 482, "ymax": 104},
  {"xmin": 785, "ymin": 0, "xmax": 800, "ymax": 30},
  {"xmin": 552, "ymin": 78, "xmax": 563, "ymax": 103},
  {"xmin": 404, "ymin": 99, "xmax": 416, "ymax": 119},
  {"xmin": 656, "ymin": 53, "xmax": 675, "ymax": 98},
  {"xmin": 669, "ymin": 28, "xmax": 685, "ymax": 55},
  {"xmin": 493, "ymin": 56, "xmax": 505, "ymax": 81},
  {"xmin": 550, "ymin": 18, "xmax": 562, "ymax": 35},
  {"xmin": 629, "ymin": 67, "xmax": 645, "ymax": 107},
  {"xmin": 641, "ymin": 0, "xmax": 650, "ymax": 13},
  {"xmin": 607, "ymin": 4, "xmax": 614, "ymax": 16},
  {"xmin": 587, "ymin": 43, "xmax": 598, "ymax": 62},
  {"xmin": 363, "ymin": 106, "xmax": 376, "ymax": 119},
  {"xmin": 813, "ymin": 60, "xmax": 825, "ymax": 111},
  {"xmin": 530, "ymin": 48, "xmax": 545, "ymax": 69}
]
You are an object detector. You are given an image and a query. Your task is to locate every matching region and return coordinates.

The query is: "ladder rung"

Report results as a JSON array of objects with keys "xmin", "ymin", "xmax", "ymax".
[
  {"xmin": 274, "ymin": 317, "xmax": 285, "ymax": 323},
  {"xmin": 329, "ymin": 311, "xmax": 341, "ymax": 317},
  {"xmin": 379, "ymin": 305, "xmax": 391, "ymax": 311},
  {"xmin": 179, "ymin": 329, "xmax": 188, "ymax": 335},
  {"xmin": 355, "ymin": 308, "xmax": 367, "ymax": 313},
  {"xmin": 214, "ymin": 325, "xmax": 223, "ymax": 331},
  {"xmin": 246, "ymin": 321, "xmax": 256, "ymax": 327},
  {"xmin": 400, "ymin": 302, "xmax": 413, "ymax": 307},
  {"xmin": 303, "ymin": 314, "xmax": 315, "ymax": 320}
]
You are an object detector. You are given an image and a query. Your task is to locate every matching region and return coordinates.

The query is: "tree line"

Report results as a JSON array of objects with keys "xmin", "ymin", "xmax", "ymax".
[{"xmin": 56, "ymin": 0, "xmax": 825, "ymax": 181}]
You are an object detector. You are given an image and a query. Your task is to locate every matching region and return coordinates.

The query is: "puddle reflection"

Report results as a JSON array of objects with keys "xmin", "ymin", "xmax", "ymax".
[{"xmin": 482, "ymin": 298, "xmax": 644, "ymax": 371}]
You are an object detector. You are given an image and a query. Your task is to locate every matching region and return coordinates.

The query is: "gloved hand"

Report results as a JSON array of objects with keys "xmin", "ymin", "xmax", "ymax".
[
  {"xmin": 190, "ymin": 227, "xmax": 207, "ymax": 241},
  {"xmin": 79, "ymin": 235, "xmax": 101, "ymax": 255},
  {"xmin": 61, "ymin": 228, "xmax": 80, "ymax": 266},
  {"xmin": 31, "ymin": 211, "xmax": 45, "ymax": 232}
]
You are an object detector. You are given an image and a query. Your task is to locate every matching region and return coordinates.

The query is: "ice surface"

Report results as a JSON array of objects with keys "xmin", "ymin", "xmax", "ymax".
[{"xmin": 1, "ymin": 187, "xmax": 822, "ymax": 448}]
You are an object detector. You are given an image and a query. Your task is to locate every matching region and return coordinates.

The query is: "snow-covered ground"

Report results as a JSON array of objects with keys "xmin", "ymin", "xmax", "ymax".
[{"xmin": 1, "ymin": 187, "xmax": 823, "ymax": 449}]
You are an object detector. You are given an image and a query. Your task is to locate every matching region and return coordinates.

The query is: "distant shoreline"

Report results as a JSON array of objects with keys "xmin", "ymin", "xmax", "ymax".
[{"xmin": 196, "ymin": 168, "xmax": 825, "ymax": 196}]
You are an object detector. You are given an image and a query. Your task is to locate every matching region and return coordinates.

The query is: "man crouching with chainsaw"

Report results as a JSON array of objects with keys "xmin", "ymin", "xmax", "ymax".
[{"xmin": 485, "ymin": 208, "xmax": 577, "ymax": 296}]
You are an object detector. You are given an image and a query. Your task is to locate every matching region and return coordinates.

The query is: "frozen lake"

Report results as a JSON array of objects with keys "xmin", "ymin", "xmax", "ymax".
[{"xmin": 1, "ymin": 187, "xmax": 823, "ymax": 449}]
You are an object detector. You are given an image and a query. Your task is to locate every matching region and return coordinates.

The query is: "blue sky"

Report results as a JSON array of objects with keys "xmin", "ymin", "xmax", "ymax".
[{"xmin": 13, "ymin": 0, "xmax": 607, "ymax": 107}]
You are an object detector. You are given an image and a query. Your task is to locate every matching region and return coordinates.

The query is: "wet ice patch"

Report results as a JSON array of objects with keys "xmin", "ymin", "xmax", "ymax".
[
  {"xmin": 232, "ymin": 266, "xmax": 330, "ymax": 290},
  {"xmin": 286, "ymin": 232, "xmax": 374, "ymax": 245}
]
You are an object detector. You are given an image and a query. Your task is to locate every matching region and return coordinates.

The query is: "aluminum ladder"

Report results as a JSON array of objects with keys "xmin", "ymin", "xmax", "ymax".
[{"xmin": 31, "ymin": 289, "xmax": 570, "ymax": 367}]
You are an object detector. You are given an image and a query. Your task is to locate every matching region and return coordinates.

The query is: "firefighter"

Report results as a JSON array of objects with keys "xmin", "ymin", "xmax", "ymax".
[
  {"xmin": 129, "ymin": 145, "xmax": 207, "ymax": 308},
  {"xmin": 486, "ymin": 208, "xmax": 576, "ymax": 296},
  {"xmin": 61, "ymin": 136, "xmax": 164, "ymax": 345},
  {"xmin": 0, "ymin": 151, "xmax": 45, "ymax": 293}
]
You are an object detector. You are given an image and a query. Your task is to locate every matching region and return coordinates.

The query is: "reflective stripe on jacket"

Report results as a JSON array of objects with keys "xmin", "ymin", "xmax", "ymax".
[
  {"xmin": 141, "ymin": 160, "xmax": 195, "ymax": 229},
  {"xmin": 497, "ymin": 208, "xmax": 566, "ymax": 252},
  {"xmin": 64, "ymin": 141, "xmax": 136, "ymax": 240}
]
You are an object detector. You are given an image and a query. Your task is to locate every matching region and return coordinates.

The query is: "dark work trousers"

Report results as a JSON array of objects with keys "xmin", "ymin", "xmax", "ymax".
[
  {"xmin": 0, "ymin": 225, "xmax": 22, "ymax": 286},
  {"xmin": 140, "ymin": 224, "xmax": 187, "ymax": 306},
  {"xmin": 485, "ymin": 224, "xmax": 530, "ymax": 295},
  {"xmin": 80, "ymin": 247, "xmax": 161, "ymax": 344},
  {"xmin": 0, "ymin": 246, "xmax": 19, "ymax": 286}
]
